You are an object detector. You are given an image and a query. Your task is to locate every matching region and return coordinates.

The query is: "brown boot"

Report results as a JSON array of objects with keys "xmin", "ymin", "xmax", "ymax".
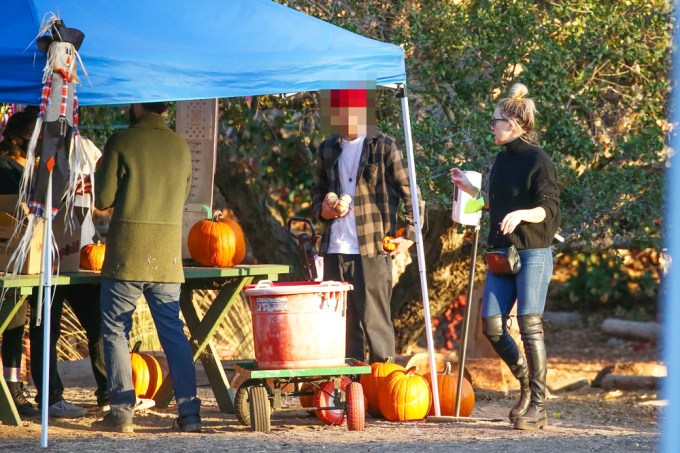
[
  {"xmin": 8, "ymin": 381, "xmax": 39, "ymax": 417},
  {"xmin": 514, "ymin": 315, "xmax": 547, "ymax": 430}
]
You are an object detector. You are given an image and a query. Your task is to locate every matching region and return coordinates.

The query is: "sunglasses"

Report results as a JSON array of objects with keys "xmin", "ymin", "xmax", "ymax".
[{"xmin": 491, "ymin": 117, "xmax": 508, "ymax": 127}]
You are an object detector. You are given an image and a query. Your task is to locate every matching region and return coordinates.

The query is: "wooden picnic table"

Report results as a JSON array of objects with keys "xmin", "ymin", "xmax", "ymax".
[{"xmin": 0, "ymin": 264, "xmax": 292, "ymax": 426}]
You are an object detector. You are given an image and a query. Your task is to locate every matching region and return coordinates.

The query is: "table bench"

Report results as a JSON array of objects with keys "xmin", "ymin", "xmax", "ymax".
[{"xmin": 0, "ymin": 264, "xmax": 291, "ymax": 426}]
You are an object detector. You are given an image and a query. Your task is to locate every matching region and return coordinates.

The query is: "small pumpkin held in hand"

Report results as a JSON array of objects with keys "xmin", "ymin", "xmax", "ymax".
[
  {"xmin": 382, "ymin": 227, "xmax": 406, "ymax": 252},
  {"xmin": 80, "ymin": 241, "xmax": 106, "ymax": 271},
  {"xmin": 188, "ymin": 211, "xmax": 246, "ymax": 267}
]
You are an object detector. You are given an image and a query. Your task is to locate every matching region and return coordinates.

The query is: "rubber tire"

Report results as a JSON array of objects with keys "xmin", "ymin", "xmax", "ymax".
[
  {"xmin": 249, "ymin": 385, "xmax": 271, "ymax": 432},
  {"xmin": 314, "ymin": 376, "xmax": 352, "ymax": 426},
  {"xmin": 346, "ymin": 382, "xmax": 365, "ymax": 431},
  {"xmin": 235, "ymin": 379, "xmax": 274, "ymax": 426}
]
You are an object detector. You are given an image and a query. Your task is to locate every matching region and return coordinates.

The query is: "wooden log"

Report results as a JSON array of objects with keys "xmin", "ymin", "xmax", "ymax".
[
  {"xmin": 600, "ymin": 374, "xmax": 660, "ymax": 390},
  {"xmin": 600, "ymin": 318, "xmax": 660, "ymax": 341}
]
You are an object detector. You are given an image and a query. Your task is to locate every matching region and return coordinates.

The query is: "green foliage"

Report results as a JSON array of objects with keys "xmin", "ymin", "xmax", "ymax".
[
  {"xmin": 555, "ymin": 250, "xmax": 659, "ymax": 317},
  {"xmin": 282, "ymin": 0, "xmax": 671, "ymax": 247},
  {"xmin": 218, "ymin": 94, "xmax": 320, "ymax": 218},
  {"xmin": 78, "ymin": 105, "xmax": 129, "ymax": 149}
]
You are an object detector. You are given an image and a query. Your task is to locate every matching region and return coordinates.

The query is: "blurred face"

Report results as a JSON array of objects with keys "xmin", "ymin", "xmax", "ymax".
[
  {"xmin": 490, "ymin": 108, "xmax": 519, "ymax": 145},
  {"xmin": 330, "ymin": 106, "xmax": 367, "ymax": 139}
]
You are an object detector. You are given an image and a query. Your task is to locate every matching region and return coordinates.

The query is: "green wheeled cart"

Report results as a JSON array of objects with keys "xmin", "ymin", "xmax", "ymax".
[{"xmin": 233, "ymin": 359, "xmax": 370, "ymax": 433}]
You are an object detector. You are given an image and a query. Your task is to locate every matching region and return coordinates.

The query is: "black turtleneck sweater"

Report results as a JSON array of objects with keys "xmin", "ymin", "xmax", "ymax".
[{"xmin": 487, "ymin": 138, "xmax": 560, "ymax": 249}]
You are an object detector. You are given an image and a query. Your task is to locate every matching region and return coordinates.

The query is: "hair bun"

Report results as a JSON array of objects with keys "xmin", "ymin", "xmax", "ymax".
[{"xmin": 508, "ymin": 83, "xmax": 529, "ymax": 100}]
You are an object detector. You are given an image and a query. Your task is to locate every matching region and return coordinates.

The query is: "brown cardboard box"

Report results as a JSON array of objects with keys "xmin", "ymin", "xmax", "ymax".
[{"xmin": 0, "ymin": 195, "xmax": 82, "ymax": 274}]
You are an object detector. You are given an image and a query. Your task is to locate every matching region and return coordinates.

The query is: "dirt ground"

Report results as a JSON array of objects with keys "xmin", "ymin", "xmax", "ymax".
[{"xmin": 0, "ymin": 321, "xmax": 663, "ymax": 452}]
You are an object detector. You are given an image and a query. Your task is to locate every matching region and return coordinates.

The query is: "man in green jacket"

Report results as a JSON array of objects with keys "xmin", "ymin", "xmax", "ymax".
[{"xmin": 92, "ymin": 102, "xmax": 201, "ymax": 433}]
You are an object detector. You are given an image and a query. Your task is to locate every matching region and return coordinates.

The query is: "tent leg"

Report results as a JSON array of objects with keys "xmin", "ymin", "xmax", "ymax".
[
  {"xmin": 40, "ymin": 172, "xmax": 54, "ymax": 449},
  {"xmin": 399, "ymin": 86, "xmax": 440, "ymax": 416}
]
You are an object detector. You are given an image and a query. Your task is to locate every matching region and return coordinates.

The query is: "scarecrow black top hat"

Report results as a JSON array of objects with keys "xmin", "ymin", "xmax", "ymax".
[{"xmin": 37, "ymin": 19, "xmax": 85, "ymax": 54}]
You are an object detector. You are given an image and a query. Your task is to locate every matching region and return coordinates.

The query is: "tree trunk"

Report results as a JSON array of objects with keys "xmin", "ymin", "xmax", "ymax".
[
  {"xmin": 391, "ymin": 209, "xmax": 487, "ymax": 354},
  {"xmin": 213, "ymin": 144, "xmax": 306, "ymax": 281}
]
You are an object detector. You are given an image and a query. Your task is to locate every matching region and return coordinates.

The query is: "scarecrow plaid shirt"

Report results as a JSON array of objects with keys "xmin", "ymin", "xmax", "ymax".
[{"xmin": 312, "ymin": 133, "xmax": 422, "ymax": 257}]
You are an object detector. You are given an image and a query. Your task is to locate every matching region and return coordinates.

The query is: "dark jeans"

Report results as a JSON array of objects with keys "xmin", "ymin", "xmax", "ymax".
[
  {"xmin": 100, "ymin": 279, "xmax": 199, "ymax": 420},
  {"xmin": 30, "ymin": 284, "xmax": 108, "ymax": 407},
  {"xmin": 324, "ymin": 253, "xmax": 395, "ymax": 363}
]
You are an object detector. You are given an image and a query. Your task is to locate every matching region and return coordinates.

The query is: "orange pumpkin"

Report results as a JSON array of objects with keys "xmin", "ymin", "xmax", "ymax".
[
  {"xmin": 130, "ymin": 342, "xmax": 165, "ymax": 399},
  {"xmin": 79, "ymin": 241, "xmax": 106, "ymax": 271},
  {"xmin": 299, "ymin": 381, "xmax": 318, "ymax": 409},
  {"xmin": 378, "ymin": 366, "xmax": 431, "ymax": 421},
  {"xmin": 382, "ymin": 227, "xmax": 407, "ymax": 252},
  {"xmin": 360, "ymin": 357, "xmax": 405, "ymax": 417},
  {"xmin": 425, "ymin": 361, "xmax": 475, "ymax": 416},
  {"xmin": 382, "ymin": 236, "xmax": 397, "ymax": 252},
  {"xmin": 187, "ymin": 211, "xmax": 246, "ymax": 267}
]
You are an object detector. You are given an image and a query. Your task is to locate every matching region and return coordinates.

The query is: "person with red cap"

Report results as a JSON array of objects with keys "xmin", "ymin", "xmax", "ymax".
[{"xmin": 312, "ymin": 87, "xmax": 421, "ymax": 363}]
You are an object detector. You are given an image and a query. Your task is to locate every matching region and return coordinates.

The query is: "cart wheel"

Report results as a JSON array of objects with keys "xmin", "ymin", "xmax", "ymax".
[
  {"xmin": 235, "ymin": 380, "xmax": 272, "ymax": 427},
  {"xmin": 346, "ymin": 382, "xmax": 365, "ymax": 431},
  {"xmin": 314, "ymin": 376, "xmax": 352, "ymax": 426},
  {"xmin": 248, "ymin": 385, "xmax": 271, "ymax": 432}
]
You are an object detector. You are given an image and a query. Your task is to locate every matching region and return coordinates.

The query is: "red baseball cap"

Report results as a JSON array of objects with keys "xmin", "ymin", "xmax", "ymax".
[{"xmin": 330, "ymin": 89, "xmax": 367, "ymax": 108}]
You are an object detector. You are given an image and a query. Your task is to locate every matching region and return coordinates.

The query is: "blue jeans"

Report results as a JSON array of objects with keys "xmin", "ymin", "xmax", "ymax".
[
  {"xmin": 482, "ymin": 247, "xmax": 553, "ymax": 319},
  {"xmin": 100, "ymin": 278, "xmax": 200, "ymax": 420}
]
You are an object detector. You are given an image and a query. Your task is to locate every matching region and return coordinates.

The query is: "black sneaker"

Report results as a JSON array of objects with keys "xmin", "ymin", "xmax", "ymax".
[
  {"xmin": 8, "ymin": 381, "xmax": 39, "ymax": 417},
  {"xmin": 91, "ymin": 413, "xmax": 134, "ymax": 433},
  {"xmin": 172, "ymin": 414, "xmax": 201, "ymax": 433}
]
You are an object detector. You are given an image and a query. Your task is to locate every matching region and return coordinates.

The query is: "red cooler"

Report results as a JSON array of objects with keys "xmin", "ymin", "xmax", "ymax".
[{"xmin": 244, "ymin": 281, "xmax": 352, "ymax": 369}]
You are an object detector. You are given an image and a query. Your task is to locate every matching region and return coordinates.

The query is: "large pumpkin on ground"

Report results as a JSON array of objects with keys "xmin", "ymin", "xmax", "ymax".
[
  {"xmin": 130, "ymin": 342, "xmax": 165, "ymax": 399},
  {"xmin": 378, "ymin": 366, "xmax": 431, "ymax": 422},
  {"xmin": 187, "ymin": 211, "xmax": 246, "ymax": 267},
  {"xmin": 80, "ymin": 241, "xmax": 106, "ymax": 271},
  {"xmin": 359, "ymin": 357, "xmax": 405, "ymax": 417},
  {"xmin": 425, "ymin": 361, "xmax": 475, "ymax": 416}
]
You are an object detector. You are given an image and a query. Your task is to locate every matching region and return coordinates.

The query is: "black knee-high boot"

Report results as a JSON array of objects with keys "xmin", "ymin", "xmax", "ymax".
[
  {"xmin": 483, "ymin": 315, "xmax": 531, "ymax": 423},
  {"xmin": 514, "ymin": 314, "xmax": 547, "ymax": 430}
]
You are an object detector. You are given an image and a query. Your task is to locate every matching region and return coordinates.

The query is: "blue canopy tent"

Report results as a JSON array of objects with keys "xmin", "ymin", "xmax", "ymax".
[
  {"xmin": 0, "ymin": 0, "xmax": 441, "ymax": 446},
  {"xmin": 1, "ymin": 0, "xmax": 406, "ymax": 104}
]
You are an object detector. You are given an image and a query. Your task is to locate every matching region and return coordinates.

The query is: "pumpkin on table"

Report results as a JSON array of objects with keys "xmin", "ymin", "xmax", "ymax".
[
  {"xmin": 187, "ymin": 211, "xmax": 246, "ymax": 267},
  {"xmin": 359, "ymin": 357, "xmax": 405, "ymax": 417},
  {"xmin": 378, "ymin": 366, "xmax": 431, "ymax": 421},
  {"xmin": 79, "ymin": 241, "xmax": 106, "ymax": 271},
  {"xmin": 425, "ymin": 361, "xmax": 475, "ymax": 417}
]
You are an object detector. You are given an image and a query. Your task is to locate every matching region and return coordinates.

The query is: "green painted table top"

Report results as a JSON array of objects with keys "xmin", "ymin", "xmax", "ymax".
[{"xmin": 0, "ymin": 264, "xmax": 293, "ymax": 290}]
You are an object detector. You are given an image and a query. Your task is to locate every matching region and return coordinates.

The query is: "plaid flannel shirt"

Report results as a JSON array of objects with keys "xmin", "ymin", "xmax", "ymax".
[{"xmin": 312, "ymin": 133, "xmax": 422, "ymax": 257}]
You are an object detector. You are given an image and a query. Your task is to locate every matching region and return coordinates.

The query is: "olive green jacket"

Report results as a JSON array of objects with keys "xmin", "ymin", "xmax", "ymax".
[{"xmin": 95, "ymin": 114, "xmax": 191, "ymax": 282}]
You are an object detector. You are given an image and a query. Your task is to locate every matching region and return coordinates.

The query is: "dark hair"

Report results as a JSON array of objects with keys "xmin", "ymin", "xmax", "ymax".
[
  {"xmin": 139, "ymin": 102, "xmax": 168, "ymax": 114},
  {"xmin": 0, "ymin": 111, "xmax": 36, "ymax": 153}
]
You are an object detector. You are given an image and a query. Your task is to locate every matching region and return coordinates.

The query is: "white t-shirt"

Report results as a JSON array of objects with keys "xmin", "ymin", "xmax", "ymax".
[{"xmin": 328, "ymin": 136, "xmax": 365, "ymax": 255}]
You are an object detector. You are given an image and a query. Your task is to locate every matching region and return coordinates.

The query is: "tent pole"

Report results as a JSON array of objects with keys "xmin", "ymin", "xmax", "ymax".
[
  {"xmin": 40, "ymin": 172, "xmax": 54, "ymax": 449},
  {"xmin": 398, "ymin": 85, "xmax": 441, "ymax": 417}
]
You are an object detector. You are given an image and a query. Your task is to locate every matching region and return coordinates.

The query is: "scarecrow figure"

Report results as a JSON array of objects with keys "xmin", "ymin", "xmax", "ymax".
[
  {"xmin": 5, "ymin": 15, "xmax": 91, "ymax": 278},
  {"xmin": 29, "ymin": 17, "xmax": 86, "ymax": 217}
]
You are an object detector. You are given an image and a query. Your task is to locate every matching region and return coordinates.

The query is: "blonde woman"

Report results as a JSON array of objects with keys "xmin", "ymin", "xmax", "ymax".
[{"xmin": 451, "ymin": 83, "xmax": 560, "ymax": 430}]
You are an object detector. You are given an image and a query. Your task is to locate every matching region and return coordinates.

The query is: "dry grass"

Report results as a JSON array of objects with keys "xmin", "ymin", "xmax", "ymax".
[{"xmin": 55, "ymin": 291, "xmax": 254, "ymax": 361}]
